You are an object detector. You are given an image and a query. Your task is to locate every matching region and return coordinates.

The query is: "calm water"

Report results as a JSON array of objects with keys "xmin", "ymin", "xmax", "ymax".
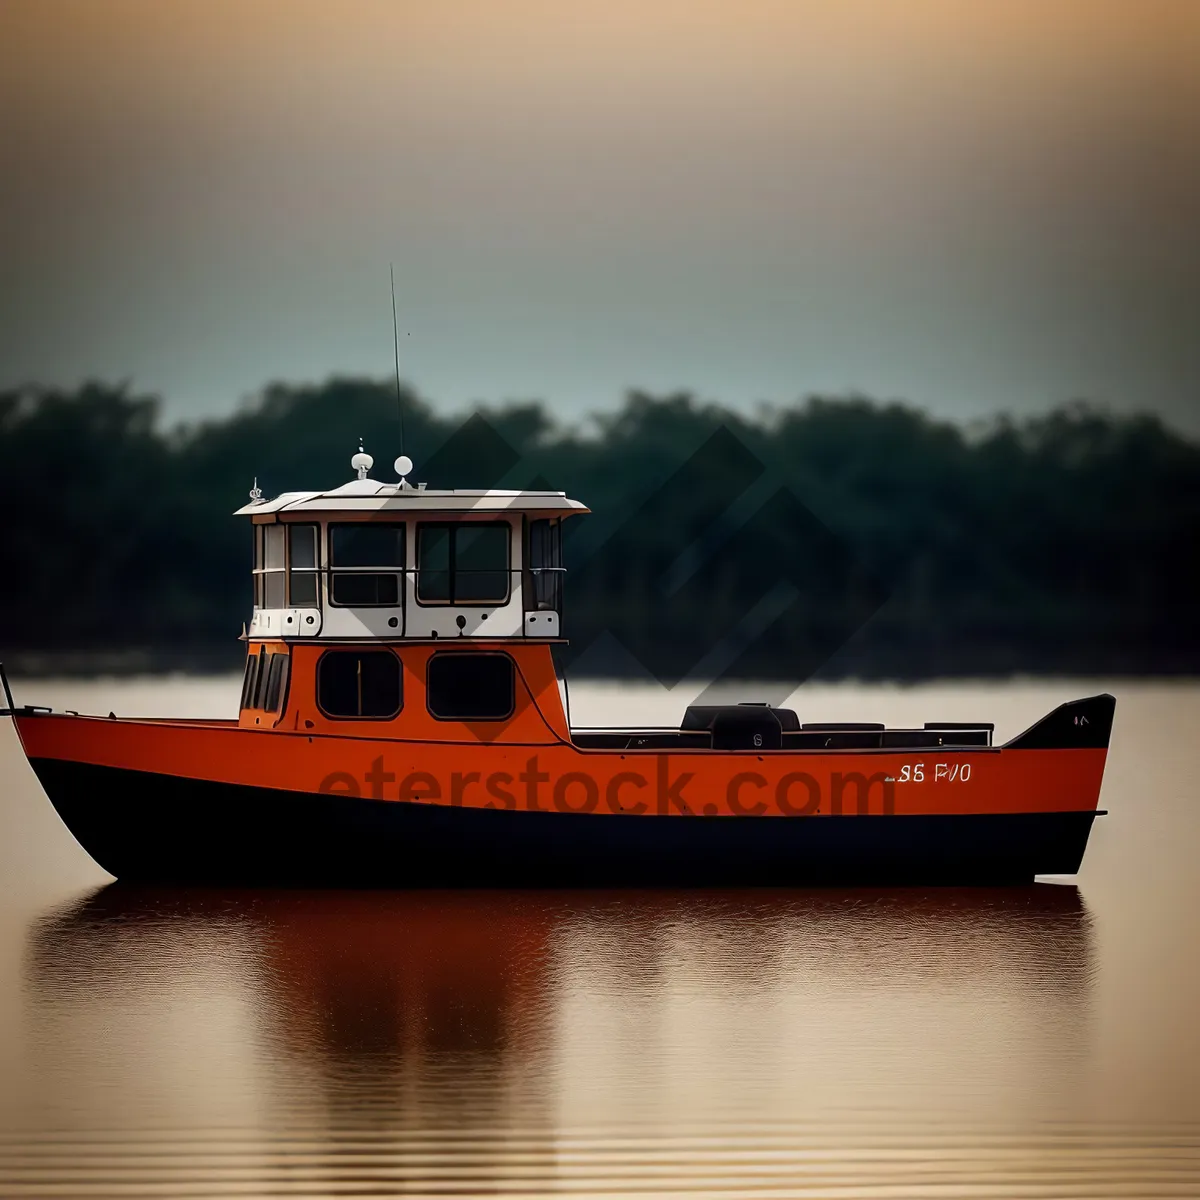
[{"xmin": 1, "ymin": 677, "xmax": 1199, "ymax": 1197}]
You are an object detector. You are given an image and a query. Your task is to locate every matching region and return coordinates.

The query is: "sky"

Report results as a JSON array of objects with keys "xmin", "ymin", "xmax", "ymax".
[{"xmin": 1, "ymin": 0, "xmax": 1198, "ymax": 432}]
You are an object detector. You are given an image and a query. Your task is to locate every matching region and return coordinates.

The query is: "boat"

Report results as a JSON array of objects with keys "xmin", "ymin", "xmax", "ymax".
[{"xmin": 2, "ymin": 445, "xmax": 1114, "ymax": 885}]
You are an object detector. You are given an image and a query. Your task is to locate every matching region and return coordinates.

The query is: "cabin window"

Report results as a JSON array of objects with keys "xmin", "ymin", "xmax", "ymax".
[
  {"xmin": 239, "ymin": 653, "xmax": 260, "ymax": 710},
  {"xmin": 264, "ymin": 572, "xmax": 285, "ymax": 609},
  {"xmin": 265, "ymin": 652, "xmax": 289, "ymax": 712},
  {"xmin": 252, "ymin": 527, "xmax": 263, "ymax": 608},
  {"xmin": 416, "ymin": 522, "xmax": 510, "ymax": 605},
  {"xmin": 329, "ymin": 523, "xmax": 404, "ymax": 607},
  {"xmin": 527, "ymin": 518, "xmax": 563, "ymax": 612},
  {"xmin": 252, "ymin": 524, "xmax": 287, "ymax": 609},
  {"xmin": 251, "ymin": 646, "xmax": 271, "ymax": 709},
  {"xmin": 288, "ymin": 524, "xmax": 319, "ymax": 607},
  {"xmin": 317, "ymin": 650, "xmax": 402, "ymax": 719},
  {"xmin": 263, "ymin": 524, "xmax": 285, "ymax": 568},
  {"xmin": 427, "ymin": 652, "xmax": 515, "ymax": 721}
]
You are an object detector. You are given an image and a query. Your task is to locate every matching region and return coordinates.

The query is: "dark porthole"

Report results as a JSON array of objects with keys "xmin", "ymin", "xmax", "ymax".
[
  {"xmin": 318, "ymin": 650, "xmax": 402, "ymax": 719},
  {"xmin": 427, "ymin": 653, "xmax": 515, "ymax": 721}
]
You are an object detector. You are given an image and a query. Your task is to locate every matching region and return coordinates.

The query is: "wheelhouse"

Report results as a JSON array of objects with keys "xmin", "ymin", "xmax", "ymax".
[
  {"xmin": 232, "ymin": 450, "xmax": 587, "ymax": 733},
  {"xmin": 235, "ymin": 456, "xmax": 586, "ymax": 644}
]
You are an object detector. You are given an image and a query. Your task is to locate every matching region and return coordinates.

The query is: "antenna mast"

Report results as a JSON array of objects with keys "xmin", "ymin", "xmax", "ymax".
[{"xmin": 390, "ymin": 264, "xmax": 405, "ymax": 457}]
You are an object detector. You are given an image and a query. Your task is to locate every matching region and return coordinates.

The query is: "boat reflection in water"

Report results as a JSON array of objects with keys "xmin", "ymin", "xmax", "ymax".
[{"xmin": 21, "ymin": 885, "xmax": 1093, "ymax": 1196}]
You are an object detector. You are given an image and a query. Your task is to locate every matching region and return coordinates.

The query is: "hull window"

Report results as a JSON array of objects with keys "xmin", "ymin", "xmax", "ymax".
[
  {"xmin": 427, "ymin": 652, "xmax": 515, "ymax": 721},
  {"xmin": 329, "ymin": 523, "xmax": 404, "ymax": 608},
  {"xmin": 318, "ymin": 650, "xmax": 402, "ymax": 719},
  {"xmin": 416, "ymin": 522, "xmax": 510, "ymax": 605}
]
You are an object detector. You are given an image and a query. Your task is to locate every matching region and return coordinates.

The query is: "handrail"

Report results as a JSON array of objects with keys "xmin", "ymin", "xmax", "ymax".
[
  {"xmin": 255, "ymin": 565, "xmax": 567, "ymax": 615},
  {"xmin": 321, "ymin": 565, "xmax": 565, "ymax": 607},
  {"xmin": 0, "ymin": 661, "xmax": 15, "ymax": 714},
  {"xmin": 314, "ymin": 566, "xmax": 566, "ymax": 575},
  {"xmin": 262, "ymin": 566, "xmax": 566, "ymax": 583}
]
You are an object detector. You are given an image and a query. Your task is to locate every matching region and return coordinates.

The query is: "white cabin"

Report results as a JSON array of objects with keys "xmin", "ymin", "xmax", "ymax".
[{"xmin": 233, "ymin": 450, "xmax": 588, "ymax": 643}]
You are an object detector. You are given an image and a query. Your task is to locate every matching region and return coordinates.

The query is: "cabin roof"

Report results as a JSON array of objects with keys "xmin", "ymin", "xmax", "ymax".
[{"xmin": 233, "ymin": 481, "xmax": 589, "ymax": 518}]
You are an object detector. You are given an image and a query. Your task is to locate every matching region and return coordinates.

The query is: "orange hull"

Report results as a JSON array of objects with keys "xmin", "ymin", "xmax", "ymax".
[
  {"xmin": 5, "ymin": 645, "xmax": 1114, "ymax": 883},
  {"xmin": 15, "ymin": 707, "xmax": 1108, "ymax": 820}
]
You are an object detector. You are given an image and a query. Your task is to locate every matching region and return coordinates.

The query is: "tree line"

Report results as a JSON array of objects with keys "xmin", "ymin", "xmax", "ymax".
[{"xmin": 1, "ymin": 379, "xmax": 1197, "ymax": 679}]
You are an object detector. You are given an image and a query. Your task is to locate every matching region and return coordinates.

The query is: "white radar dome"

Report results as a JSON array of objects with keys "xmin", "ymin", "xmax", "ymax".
[{"xmin": 395, "ymin": 455, "xmax": 414, "ymax": 478}]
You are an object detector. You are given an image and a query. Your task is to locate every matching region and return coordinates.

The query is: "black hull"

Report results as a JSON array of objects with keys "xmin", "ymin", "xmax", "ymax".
[{"xmin": 30, "ymin": 758, "xmax": 1101, "ymax": 886}]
